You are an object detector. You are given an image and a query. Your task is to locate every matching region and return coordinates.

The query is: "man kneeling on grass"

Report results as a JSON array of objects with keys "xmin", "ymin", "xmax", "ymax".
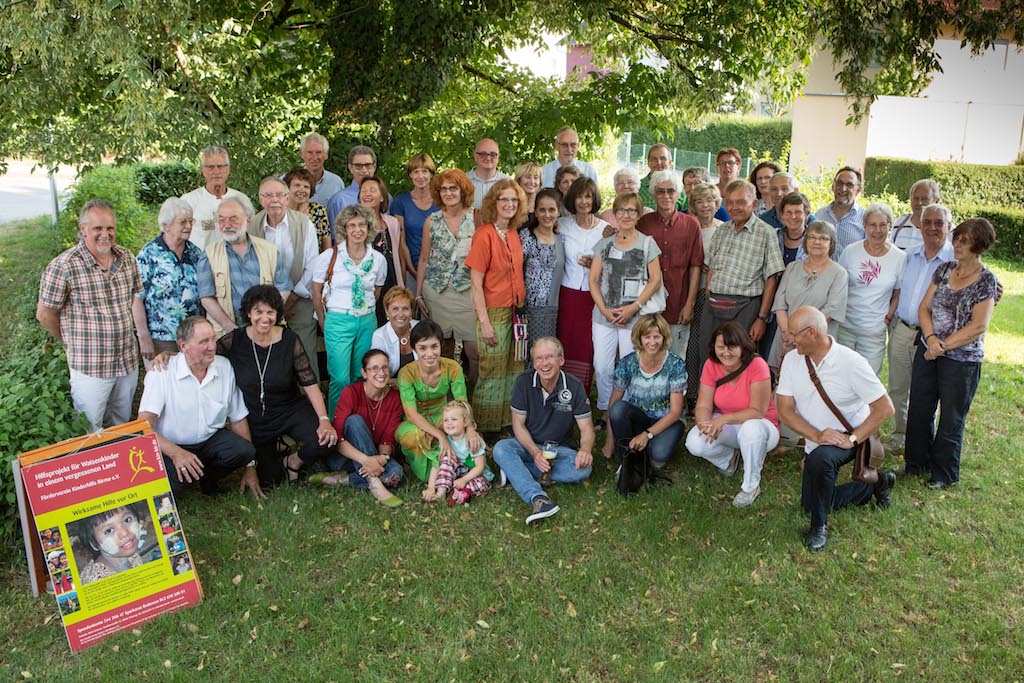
[{"xmin": 492, "ymin": 337, "xmax": 594, "ymax": 525}]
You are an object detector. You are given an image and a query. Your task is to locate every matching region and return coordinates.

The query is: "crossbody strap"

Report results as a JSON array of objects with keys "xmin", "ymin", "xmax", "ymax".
[
  {"xmin": 804, "ymin": 355, "xmax": 854, "ymax": 433},
  {"xmin": 323, "ymin": 246, "xmax": 339, "ymax": 289}
]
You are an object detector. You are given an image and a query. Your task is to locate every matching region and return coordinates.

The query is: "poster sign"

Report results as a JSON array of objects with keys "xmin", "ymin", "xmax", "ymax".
[{"xmin": 21, "ymin": 434, "xmax": 202, "ymax": 652}]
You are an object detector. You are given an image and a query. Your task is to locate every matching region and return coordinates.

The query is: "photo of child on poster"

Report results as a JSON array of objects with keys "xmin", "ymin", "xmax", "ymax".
[{"xmin": 69, "ymin": 502, "xmax": 162, "ymax": 586}]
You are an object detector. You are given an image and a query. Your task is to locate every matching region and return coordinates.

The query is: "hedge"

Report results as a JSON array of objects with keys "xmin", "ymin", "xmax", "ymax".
[
  {"xmin": 135, "ymin": 161, "xmax": 201, "ymax": 206},
  {"xmin": 865, "ymin": 157, "xmax": 1024, "ymax": 210},
  {"xmin": 631, "ymin": 115, "xmax": 792, "ymax": 162},
  {"xmin": 951, "ymin": 204, "xmax": 1024, "ymax": 261}
]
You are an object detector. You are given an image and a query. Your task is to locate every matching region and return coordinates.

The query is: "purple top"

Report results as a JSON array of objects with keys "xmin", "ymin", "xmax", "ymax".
[{"xmin": 930, "ymin": 262, "xmax": 998, "ymax": 363}]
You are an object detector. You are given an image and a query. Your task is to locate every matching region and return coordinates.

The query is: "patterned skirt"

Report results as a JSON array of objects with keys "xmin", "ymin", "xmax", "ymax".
[
  {"xmin": 685, "ymin": 289, "xmax": 706, "ymax": 410},
  {"xmin": 557, "ymin": 286, "xmax": 595, "ymax": 394},
  {"xmin": 473, "ymin": 306, "xmax": 516, "ymax": 431}
]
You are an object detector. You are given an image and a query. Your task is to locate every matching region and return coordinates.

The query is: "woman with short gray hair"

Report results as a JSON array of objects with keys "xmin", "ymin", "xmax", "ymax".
[
  {"xmin": 132, "ymin": 197, "xmax": 209, "ymax": 362},
  {"xmin": 599, "ymin": 167, "xmax": 652, "ymax": 230}
]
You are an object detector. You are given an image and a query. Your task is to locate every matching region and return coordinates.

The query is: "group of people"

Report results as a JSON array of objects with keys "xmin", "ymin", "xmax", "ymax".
[{"xmin": 36, "ymin": 128, "xmax": 1001, "ymax": 551}]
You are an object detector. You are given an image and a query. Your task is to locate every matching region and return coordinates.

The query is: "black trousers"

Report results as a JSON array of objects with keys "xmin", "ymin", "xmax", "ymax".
[
  {"xmin": 165, "ymin": 428, "xmax": 255, "ymax": 494},
  {"xmin": 697, "ymin": 293, "xmax": 762, "ymax": 376},
  {"xmin": 801, "ymin": 445, "xmax": 875, "ymax": 527},
  {"xmin": 904, "ymin": 347, "xmax": 981, "ymax": 484},
  {"xmin": 251, "ymin": 399, "xmax": 333, "ymax": 487}
]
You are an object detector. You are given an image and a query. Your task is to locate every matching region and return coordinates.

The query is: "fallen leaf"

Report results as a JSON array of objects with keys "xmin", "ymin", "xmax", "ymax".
[
  {"xmin": 383, "ymin": 519, "xmax": 391, "ymax": 531},
  {"xmin": 197, "ymin": 660, "xmax": 205, "ymax": 671},
  {"xmin": 241, "ymin": 610, "xmax": 250, "ymax": 622},
  {"xmin": 566, "ymin": 602, "xmax": 577, "ymax": 618},
  {"xmin": 297, "ymin": 618, "xmax": 309, "ymax": 629},
  {"xmin": 163, "ymin": 660, "xmax": 172, "ymax": 668},
  {"xmin": 475, "ymin": 620, "xmax": 490, "ymax": 629},
  {"xmin": 187, "ymin": 623, "xmax": 198, "ymax": 633},
  {"xmin": 892, "ymin": 663, "xmax": 907, "ymax": 669},
  {"xmin": 269, "ymin": 605, "xmax": 278, "ymax": 612},
  {"xmin": 653, "ymin": 661, "xmax": 666, "ymax": 671},
  {"xmin": 712, "ymin": 639, "xmax": 718, "ymax": 655},
  {"xmin": 292, "ymin": 503, "xmax": 299, "ymax": 514},
  {"xmin": 232, "ymin": 575, "xmax": 243, "ymax": 586},
  {"xmin": 42, "ymin": 615, "xmax": 53, "ymax": 625},
  {"xmin": 20, "ymin": 673, "xmax": 32, "ymax": 680}
]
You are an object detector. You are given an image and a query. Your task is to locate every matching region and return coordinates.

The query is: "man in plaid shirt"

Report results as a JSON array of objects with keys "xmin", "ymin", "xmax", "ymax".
[{"xmin": 37, "ymin": 199, "xmax": 142, "ymax": 431}]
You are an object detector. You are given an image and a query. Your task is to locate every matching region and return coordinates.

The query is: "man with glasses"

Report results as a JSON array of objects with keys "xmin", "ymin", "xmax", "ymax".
[
  {"xmin": 182, "ymin": 145, "xmax": 246, "ymax": 249},
  {"xmin": 638, "ymin": 171, "xmax": 703, "ymax": 359},
  {"xmin": 326, "ymin": 145, "xmax": 385, "ymax": 229},
  {"xmin": 714, "ymin": 148, "xmax": 743, "ymax": 217},
  {"xmin": 541, "ymin": 126, "xmax": 599, "ymax": 189},
  {"xmin": 639, "ymin": 144, "xmax": 683, "ymax": 211},
  {"xmin": 248, "ymin": 177, "xmax": 321, "ymax": 380},
  {"xmin": 816, "ymin": 166, "xmax": 866, "ymax": 255},
  {"xmin": 776, "ymin": 306, "xmax": 896, "ymax": 551},
  {"xmin": 199, "ymin": 196, "xmax": 292, "ymax": 337},
  {"xmin": 468, "ymin": 138, "xmax": 509, "ymax": 208}
]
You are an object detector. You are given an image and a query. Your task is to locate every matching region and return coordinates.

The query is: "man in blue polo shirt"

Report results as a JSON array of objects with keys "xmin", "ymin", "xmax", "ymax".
[{"xmin": 492, "ymin": 337, "xmax": 595, "ymax": 525}]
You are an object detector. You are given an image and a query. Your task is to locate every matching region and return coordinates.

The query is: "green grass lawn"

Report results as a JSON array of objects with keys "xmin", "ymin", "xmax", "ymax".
[{"xmin": 2, "ymin": 223, "xmax": 1023, "ymax": 681}]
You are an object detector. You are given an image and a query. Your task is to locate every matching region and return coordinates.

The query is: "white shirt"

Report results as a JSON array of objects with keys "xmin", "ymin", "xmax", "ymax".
[
  {"xmin": 890, "ymin": 213, "xmax": 924, "ymax": 252},
  {"xmin": 138, "ymin": 354, "xmax": 248, "ymax": 446},
  {"xmin": 311, "ymin": 242, "xmax": 388, "ymax": 312},
  {"xmin": 181, "ymin": 186, "xmax": 246, "ymax": 250},
  {"xmin": 837, "ymin": 241, "xmax": 907, "ymax": 329},
  {"xmin": 468, "ymin": 169, "xmax": 510, "ymax": 209},
  {"xmin": 371, "ymin": 319, "xmax": 420, "ymax": 374},
  {"xmin": 776, "ymin": 338, "xmax": 886, "ymax": 454},
  {"xmin": 541, "ymin": 159, "xmax": 599, "ymax": 189},
  {"xmin": 558, "ymin": 216, "xmax": 607, "ymax": 291},
  {"xmin": 262, "ymin": 212, "xmax": 319, "ymax": 298}
]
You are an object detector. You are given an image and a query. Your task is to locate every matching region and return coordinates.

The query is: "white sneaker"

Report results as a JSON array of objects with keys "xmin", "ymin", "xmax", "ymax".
[
  {"xmin": 498, "ymin": 468, "xmax": 507, "ymax": 488},
  {"xmin": 732, "ymin": 487, "xmax": 760, "ymax": 507}
]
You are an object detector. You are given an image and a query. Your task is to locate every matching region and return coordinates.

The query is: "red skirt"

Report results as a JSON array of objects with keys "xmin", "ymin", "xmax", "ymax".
[{"xmin": 556, "ymin": 286, "xmax": 595, "ymax": 394}]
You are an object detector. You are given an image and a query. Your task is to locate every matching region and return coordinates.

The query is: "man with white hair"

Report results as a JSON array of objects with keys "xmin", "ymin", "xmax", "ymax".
[
  {"xmin": 541, "ymin": 127, "xmax": 599, "ymax": 189},
  {"xmin": 297, "ymin": 132, "xmax": 344, "ymax": 205},
  {"xmin": 884, "ymin": 203, "xmax": 954, "ymax": 451},
  {"xmin": 249, "ymin": 177, "xmax": 321, "ymax": 380},
  {"xmin": 198, "ymin": 196, "xmax": 292, "ymax": 337},
  {"xmin": 759, "ymin": 172, "xmax": 816, "ymax": 230},
  {"xmin": 181, "ymin": 145, "xmax": 246, "ymax": 249},
  {"xmin": 638, "ymin": 170, "xmax": 703, "ymax": 358},
  {"xmin": 776, "ymin": 306, "xmax": 895, "ymax": 551},
  {"xmin": 638, "ymin": 144, "xmax": 684, "ymax": 211},
  {"xmin": 890, "ymin": 179, "xmax": 941, "ymax": 252}
]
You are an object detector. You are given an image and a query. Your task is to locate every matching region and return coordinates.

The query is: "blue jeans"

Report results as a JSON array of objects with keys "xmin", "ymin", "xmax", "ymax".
[
  {"xmin": 326, "ymin": 415, "xmax": 404, "ymax": 490},
  {"xmin": 608, "ymin": 400, "xmax": 684, "ymax": 464},
  {"xmin": 904, "ymin": 347, "xmax": 981, "ymax": 484},
  {"xmin": 801, "ymin": 444, "xmax": 875, "ymax": 527},
  {"xmin": 492, "ymin": 438, "xmax": 592, "ymax": 505}
]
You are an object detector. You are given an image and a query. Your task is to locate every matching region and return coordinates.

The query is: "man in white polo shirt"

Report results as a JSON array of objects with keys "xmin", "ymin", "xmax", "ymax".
[
  {"xmin": 181, "ymin": 145, "xmax": 246, "ymax": 249},
  {"xmin": 138, "ymin": 316, "xmax": 265, "ymax": 499},
  {"xmin": 775, "ymin": 306, "xmax": 895, "ymax": 551}
]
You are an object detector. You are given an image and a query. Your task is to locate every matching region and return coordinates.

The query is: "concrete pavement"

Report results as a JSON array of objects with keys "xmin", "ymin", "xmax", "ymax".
[{"xmin": 0, "ymin": 160, "xmax": 77, "ymax": 223}]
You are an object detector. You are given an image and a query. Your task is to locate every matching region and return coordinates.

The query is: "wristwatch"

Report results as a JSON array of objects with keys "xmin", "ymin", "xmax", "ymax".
[
  {"xmin": 757, "ymin": 314, "xmax": 769, "ymax": 323},
  {"xmin": 247, "ymin": 459, "xmax": 258, "ymax": 468},
  {"xmin": 848, "ymin": 434, "xmax": 859, "ymax": 445},
  {"xmin": 645, "ymin": 430, "xmax": 655, "ymax": 440}
]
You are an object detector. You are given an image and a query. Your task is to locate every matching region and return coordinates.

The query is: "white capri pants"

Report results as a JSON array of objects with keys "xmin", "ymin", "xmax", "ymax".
[
  {"xmin": 69, "ymin": 368, "xmax": 139, "ymax": 432},
  {"xmin": 593, "ymin": 321, "xmax": 634, "ymax": 411},
  {"xmin": 686, "ymin": 416, "xmax": 780, "ymax": 494}
]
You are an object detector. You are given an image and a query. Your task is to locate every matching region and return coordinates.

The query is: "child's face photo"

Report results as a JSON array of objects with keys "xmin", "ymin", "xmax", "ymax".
[
  {"xmin": 442, "ymin": 410, "xmax": 467, "ymax": 437},
  {"xmin": 92, "ymin": 507, "xmax": 141, "ymax": 560}
]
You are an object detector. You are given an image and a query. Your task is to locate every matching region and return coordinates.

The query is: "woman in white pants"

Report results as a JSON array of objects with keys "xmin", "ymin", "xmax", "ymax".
[
  {"xmin": 588, "ymin": 192, "xmax": 664, "ymax": 439},
  {"xmin": 686, "ymin": 321, "xmax": 779, "ymax": 506}
]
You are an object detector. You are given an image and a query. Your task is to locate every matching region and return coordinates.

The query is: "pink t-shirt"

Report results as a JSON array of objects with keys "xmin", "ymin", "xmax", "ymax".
[{"xmin": 700, "ymin": 357, "xmax": 779, "ymax": 427}]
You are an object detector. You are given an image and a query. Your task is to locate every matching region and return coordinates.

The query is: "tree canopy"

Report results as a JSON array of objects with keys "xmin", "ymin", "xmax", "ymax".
[{"xmin": 1, "ymin": 0, "xmax": 1020, "ymax": 189}]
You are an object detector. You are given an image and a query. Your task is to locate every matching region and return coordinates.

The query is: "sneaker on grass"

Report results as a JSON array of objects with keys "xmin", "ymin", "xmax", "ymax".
[{"xmin": 526, "ymin": 496, "xmax": 559, "ymax": 525}]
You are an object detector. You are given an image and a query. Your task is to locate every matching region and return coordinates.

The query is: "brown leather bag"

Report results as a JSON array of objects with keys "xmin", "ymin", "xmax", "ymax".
[{"xmin": 804, "ymin": 357, "xmax": 884, "ymax": 484}]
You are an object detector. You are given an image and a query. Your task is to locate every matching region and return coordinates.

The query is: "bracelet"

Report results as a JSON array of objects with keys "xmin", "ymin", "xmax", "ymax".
[
  {"xmin": 925, "ymin": 333, "xmax": 936, "ymax": 341},
  {"xmin": 318, "ymin": 416, "xmax": 330, "ymax": 421}
]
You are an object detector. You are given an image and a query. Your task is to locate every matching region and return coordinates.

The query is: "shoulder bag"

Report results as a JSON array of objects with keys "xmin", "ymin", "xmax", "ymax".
[
  {"xmin": 804, "ymin": 356, "xmax": 884, "ymax": 484},
  {"xmin": 320, "ymin": 246, "xmax": 339, "ymax": 309},
  {"xmin": 639, "ymin": 234, "xmax": 668, "ymax": 316}
]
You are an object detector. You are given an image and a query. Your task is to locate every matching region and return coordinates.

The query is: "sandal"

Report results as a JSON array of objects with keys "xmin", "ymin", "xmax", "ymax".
[
  {"xmin": 282, "ymin": 457, "xmax": 302, "ymax": 485},
  {"xmin": 308, "ymin": 471, "xmax": 347, "ymax": 486}
]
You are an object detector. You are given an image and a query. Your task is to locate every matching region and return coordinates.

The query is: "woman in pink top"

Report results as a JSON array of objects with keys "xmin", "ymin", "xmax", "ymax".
[{"xmin": 685, "ymin": 321, "xmax": 779, "ymax": 507}]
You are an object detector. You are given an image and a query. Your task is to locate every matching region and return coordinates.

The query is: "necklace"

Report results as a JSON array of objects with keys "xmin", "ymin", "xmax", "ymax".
[
  {"xmin": 364, "ymin": 386, "xmax": 388, "ymax": 432},
  {"xmin": 578, "ymin": 214, "xmax": 595, "ymax": 230},
  {"xmin": 955, "ymin": 262, "xmax": 982, "ymax": 279},
  {"xmin": 251, "ymin": 338, "xmax": 274, "ymax": 415}
]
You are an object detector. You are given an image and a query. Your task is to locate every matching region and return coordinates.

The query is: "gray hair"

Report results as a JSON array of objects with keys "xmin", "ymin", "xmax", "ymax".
[
  {"xmin": 688, "ymin": 182, "xmax": 721, "ymax": 209},
  {"xmin": 218, "ymin": 194, "xmax": 254, "ymax": 220},
  {"xmin": 724, "ymin": 179, "xmax": 757, "ymax": 201},
  {"xmin": 200, "ymin": 145, "xmax": 230, "ymax": 166},
  {"xmin": 863, "ymin": 202, "xmax": 895, "ymax": 227},
  {"xmin": 158, "ymin": 197, "xmax": 193, "ymax": 230},
  {"xmin": 649, "ymin": 170, "xmax": 682, "ymax": 193},
  {"xmin": 348, "ymin": 145, "xmax": 376, "ymax": 164},
  {"xmin": 176, "ymin": 315, "xmax": 213, "ymax": 346},
  {"xmin": 771, "ymin": 171, "xmax": 799, "ymax": 189},
  {"xmin": 300, "ymin": 132, "xmax": 329, "ymax": 154},
  {"xmin": 612, "ymin": 167, "xmax": 640, "ymax": 186},
  {"xmin": 682, "ymin": 166, "xmax": 711, "ymax": 183},
  {"xmin": 910, "ymin": 178, "xmax": 940, "ymax": 201},
  {"xmin": 335, "ymin": 204, "xmax": 380, "ymax": 246},
  {"xmin": 78, "ymin": 198, "xmax": 115, "ymax": 226},
  {"xmin": 531, "ymin": 336, "xmax": 564, "ymax": 358},
  {"xmin": 921, "ymin": 203, "xmax": 952, "ymax": 226},
  {"xmin": 805, "ymin": 220, "xmax": 838, "ymax": 257}
]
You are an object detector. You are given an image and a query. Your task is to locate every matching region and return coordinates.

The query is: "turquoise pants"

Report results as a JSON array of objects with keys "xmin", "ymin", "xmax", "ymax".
[{"xmin": 324, "ymin": 311, "xmax": 376, "ymax": 416}]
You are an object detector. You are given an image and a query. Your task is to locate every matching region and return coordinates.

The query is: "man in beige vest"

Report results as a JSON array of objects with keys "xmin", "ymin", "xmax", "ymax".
[
  {"xmin": 198, "ymin": 196, "xmax": 292, "ymax": 338},
  {"xmin": 249, "ymin": 177, "xmax": 321, "ymax": 381}
]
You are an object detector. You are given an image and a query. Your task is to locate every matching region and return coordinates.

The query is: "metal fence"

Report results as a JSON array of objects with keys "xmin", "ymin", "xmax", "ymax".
[{"xmin": 615, "ymin": 132, "xmax": 754, "ymax": 179}]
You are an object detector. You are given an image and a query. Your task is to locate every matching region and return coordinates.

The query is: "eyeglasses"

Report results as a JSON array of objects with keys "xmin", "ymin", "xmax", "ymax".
[
  {"xmin": 365, "ymin": 364, "xmax": 390, "ymax": 374},
  {"xmin": 806, "ymin": 234, "xmax": 831, "ymax": 242},
  {"xmin": 556, "ymin": 141, "xmax": 579, "ymax": 149},
  {"xmin": 350, "ymin": 162, "xmax": 376, "ymax": 170},
  {"xmin": 717, "ymin": 160, "xmax": 739, "ymax": 167},
  {"xmin": 614, "ymin": 180, "xmax": 638, "ymax": 189},
  {"xmin": 654, "ymin": 188, "xmax": 679, "ymax": 196},
  {"xmin": 259, "ymin": 191, "xmax": 288, "ymax": 199},
  {"xmin": 475, "ymin": 151, "xmax": 499, "ymax": 159},
  {"xmin": 438, "ymin": 185, "xmax": 460, "ymax": 194},
  {"xmin": 345, "ymin": 220, "xmax": 369, "ymax": 230},
  {"xmin": 792, "ymin": 325, "xmax": 815, "ymax": 337},
  {"xmin": 219, "ymin": 216, "xmax": 245, "ymax": 226},
  {"xmin": 203, "ymin": 164, "xmax": 229, "ymax": 170},
  {"xmin": 833, "ymin": 180, "xmax": 859, "ymax": 189},
  {"xmin": 496, "ymin": 197, "xmax": 519, "ymax": 204},
  {"xmin": 614, "ymin": 208, "xmax": 639, "ymax": 216}
]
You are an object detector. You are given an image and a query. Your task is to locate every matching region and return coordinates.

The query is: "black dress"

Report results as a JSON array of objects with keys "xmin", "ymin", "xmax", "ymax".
[{"xmin": 217, "ymin": 327, "xmax": 329, "ymax": 486}]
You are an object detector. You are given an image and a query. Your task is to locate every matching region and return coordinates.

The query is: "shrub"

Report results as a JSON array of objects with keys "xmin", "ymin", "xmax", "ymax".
[
  {"xmin": 631, "ymin": 115, "xmax": 792, "ymax": 164},
  {"xmin": 57, "ymin": 164, "xmax": 150, "ymax": 250},
  {"xmin": 134, "ymin": 161, "xmax": 201, "ymax": 206},
  {"xmin": 950, "ymin": 205, "xmax": 1024, "ymax": 261},
  {"xmin": 865, "ymin": 157, "xmax": 1024, "ymax": 210}
]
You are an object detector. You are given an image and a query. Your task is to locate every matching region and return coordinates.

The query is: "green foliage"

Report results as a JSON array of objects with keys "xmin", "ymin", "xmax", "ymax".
[
  {"xmin": 865, "ymin": 157, "xmax": 1024, "ymax": 210},
  {"xmin": 57, "ymin": 165, "xmax": 149, "ymax": 249},
  {"xmin": 953, "ymin": 206, "xmax": 1024, "ymax": 261},
  {"xmin": 631, "ymin": 115, "xmax": 793, "ymax": 165},
  {"xmin": 134, "ymin": 161, "xmax": 201, "ymax": 206}
]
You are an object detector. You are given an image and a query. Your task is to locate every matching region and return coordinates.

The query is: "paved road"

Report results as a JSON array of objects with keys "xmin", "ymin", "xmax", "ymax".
[{"xmin": 0, "ymin": 160, "xmax": 76, "ymax": 223}]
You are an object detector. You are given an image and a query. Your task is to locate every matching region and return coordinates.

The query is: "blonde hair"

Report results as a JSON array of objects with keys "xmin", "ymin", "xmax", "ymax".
[
  {"xmin": 630, "ymin": 314, "xmax": 672, "ymax": 352},
  {"xmin": 442, "ymin": 399, "xmax": 476, "ymax": 429}
]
